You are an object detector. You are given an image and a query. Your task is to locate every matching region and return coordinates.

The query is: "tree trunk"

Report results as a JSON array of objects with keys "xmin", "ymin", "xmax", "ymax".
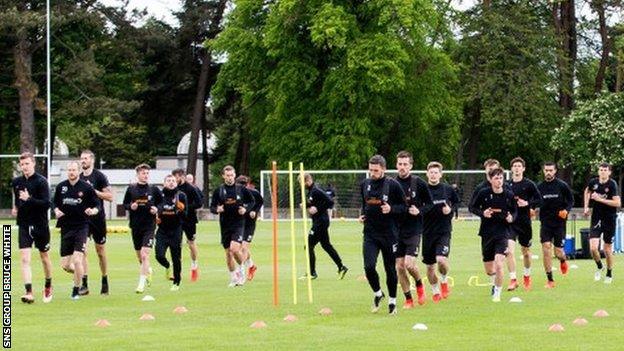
[
  {"xmin": 464, "ymin": 99, "xmax": 481, "ymax": 170},
  {"xmin": 552, "ymin": 0, "xmax": 577, "ymax": 115},
  {"xmin": 234, "ymin": 120, "xmax": 250, "ymax": 176},
  {"xmin": 186, "ymin": 0, "xmax": 228, "ymax": 176},
  {"xmin": 200, "ymin": 109, "xmax": 210, "ymax": 207},
  {"xmin": 592, "ymin": 0, "xmax": 610, "ymax": 94},
  {"xmin": 461, "ymin": 99, "xmax": 482, "ymax": 205},
  {"xmin": 551, "ymin": 0, "xmax": 577, "ymax": 186},
  {"xmin": 186, "ymin": 51, "xmax": 211, "ymax": 177},
  {"xmin": 14, "ymin": 30, "xmax": 36, "ymax": 153}
]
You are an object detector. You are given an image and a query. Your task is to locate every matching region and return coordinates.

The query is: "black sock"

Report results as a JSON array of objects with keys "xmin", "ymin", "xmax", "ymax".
[
  {"xmin": 45, "ymin": 278, "xmax": 51, "ymax": 288},
  {"xmin": 82, "ymin": 275, "xmax": 88, "ymax": 288},
  {"xmin": 72, "ymin": 286, "xmax": 79, "ymax": 297},
  {"xmin": 596, "ymin": 260, "xmax": 603, "ymax": 270},
  {"xmin": 25, "ymin": 283, "xmax": 32, "ymax": 294},
  {"xmin": 415, "ymin": 279, "xmax": 423, "ymax": 288},
  {"xmin": 546, "ymin": 271, "xmax": 553, "ymax": 282},
  {"xmin": 607, "ymin": 269, "xmax": 612, "ymax": 278},
  {"xmin": 404, "ymin": 291, "xmax": 412, "ymax": 300},
  {"xmin": 559, "ymin": 258, "xmax": 565, "ymax": 263},
  {"xmin": 102, "ymin": 275, "xmax": 108, "ymax": 285}
]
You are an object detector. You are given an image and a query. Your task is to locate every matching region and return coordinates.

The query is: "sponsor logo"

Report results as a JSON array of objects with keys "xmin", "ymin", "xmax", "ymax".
[{"xmin": 62, "ymin": 198, "xmax": 82, "ymax": 205}]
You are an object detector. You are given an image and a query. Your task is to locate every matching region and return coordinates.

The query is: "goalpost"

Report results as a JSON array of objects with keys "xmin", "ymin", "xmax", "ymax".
[{"xmin": 258, "ymin": 169, "xmax": 511, "ymax": 220}]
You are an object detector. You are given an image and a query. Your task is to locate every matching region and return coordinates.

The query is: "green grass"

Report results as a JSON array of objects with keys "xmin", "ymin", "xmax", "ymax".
[{"xmin": 4, "ymin": 219, "xmax": 623, "ymax": 350}]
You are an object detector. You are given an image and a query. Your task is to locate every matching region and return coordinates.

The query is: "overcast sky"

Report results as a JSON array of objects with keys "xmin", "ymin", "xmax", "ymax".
[
  {"xmin": 97, "ymin": 0, "xmax": 482, "ymax": 27},
  {"xmin": 99, "ymin": 0, "xmax": 182, "ymax": 26}
]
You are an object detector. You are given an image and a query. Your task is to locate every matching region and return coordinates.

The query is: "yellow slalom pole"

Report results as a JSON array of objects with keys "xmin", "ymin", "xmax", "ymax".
[
  {"xmin": 288, "ymin": 162, "xmax": 297, "ymax": 305},
  {"xmin": 299, "ymin": 162, "xmax": 313, "ymax": 303}
]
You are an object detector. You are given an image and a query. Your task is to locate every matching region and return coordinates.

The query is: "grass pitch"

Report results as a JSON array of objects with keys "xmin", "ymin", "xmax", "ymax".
[{"xmin": 5, "ymin": 219, "xmax": 623, "ymax": 350}]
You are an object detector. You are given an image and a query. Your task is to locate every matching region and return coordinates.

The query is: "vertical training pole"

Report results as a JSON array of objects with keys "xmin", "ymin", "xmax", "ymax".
[
  {"xmin": 299, "ymin": 163, "xmax": 313, "ymax": 303},
  {"xmin": 271, "ymin": 161, "xmax": 279, "ymax": 306},
  {"xmin": 288, "ymin": 162, "xmax": 297, "ymax": 304}
]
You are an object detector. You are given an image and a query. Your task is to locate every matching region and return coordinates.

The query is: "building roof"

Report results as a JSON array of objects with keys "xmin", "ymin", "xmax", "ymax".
[{"xmin": 176, "ymin": 131, "xmax": 218, "ymax": 155}]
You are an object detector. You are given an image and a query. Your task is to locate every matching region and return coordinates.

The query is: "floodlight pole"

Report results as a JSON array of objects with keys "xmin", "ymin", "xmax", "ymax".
[{"xmin": 46, "ymin": 0, "xmax": 51, "ymax": 180}]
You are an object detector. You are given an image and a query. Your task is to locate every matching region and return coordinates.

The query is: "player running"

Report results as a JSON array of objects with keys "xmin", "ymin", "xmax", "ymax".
[
  {"xmin": 423, "ymin": 162, "xmax": 459, "ymax": 302},
  {"xmin": 537, "ymin": 162, "xmax": 573, "ymax": 289},
  {"xmin": 11, "ymin": 152, "xmax": 53, "ymax": 304},
  {"xmin": 470, "ymin": 168, "xmax": 517, "ymax": 302},
  {"xmin": 584, "ymin": 163, "xmax": 621, "ymax": 283},
  {"xmin": 123, "ymin": 164, "xmax": 163, "ymax": 293}
]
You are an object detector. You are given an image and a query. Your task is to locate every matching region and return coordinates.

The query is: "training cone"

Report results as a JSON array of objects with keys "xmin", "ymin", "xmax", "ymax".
[
  {"xmin": 283, "ymin": 314, "xmax": 297, "ymax": 322},
  {"xmin": 142, "ymin": 295, "xmax": 155, "ymax": 302},
  {"xmin": 139, "ymin": 313, "xmax": 155, "ymax": 321},
  {"xmin": 548, "ymin": 324, "xmax": 564, "ymax": 332},
  {"xmin": 318, "ymin": 307, "xmax": 333, "ymax": 316},
  {"xmin": 250, "ymin": 320, "xmax": 267, "ymax": 329},
  {"xmin": 356, "ymin": 275, "xmax": 368, "ymax": 282},
  {"xmin": 573, "ymin": 318, "xmax": 588, "ymax": 326},
  {"xmin": 509, "ymin": 297, "xmax": 522, "ymax": 303},
  {"xmin": 412, "ymin": 323, "xmax": 428, "ymax": 331},
  {"xmin": 94, "ymin": 319, "xmax": 110, "ymax": 328},
  {"xmin": 593, "ymin": 310, "xmax": 609, "ymax": 317},
  {"xmin": 570, "ymin": 264, "xmax": 579, "ymax": 269},
  {"xmin": 173, "ymin": 306, "xmax": 188, "ymax": 314}
]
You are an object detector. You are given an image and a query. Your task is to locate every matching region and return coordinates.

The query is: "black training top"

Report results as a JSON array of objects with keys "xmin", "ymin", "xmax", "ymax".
[
  {"xmin": 506, "ymin": 178, "xmax": 541, "ymax": 223},
  {"xmin": 158, "ymin": 188, "xmax": 187, "ymax": 231},
  {"xmin": 395, "ymin": 175, "xmax": 433, "ymax": 236},
  {"xmin": 177, "ymin": 182, "xmax": 202, "ymax": 223},
  {"xmin": 248, "ymin": 188, "xmax": 264, "ymax": 216},
  {"xmin": 11, "ymin": 172, "xmax": 50, "ymax": 226},
  {"xmin": 80, "ymin": 169, "xmax": 110, "ymax": 219},
  {"xmin": 53, "ymin": 179, "xmax": 98, "ymax": 230},
  {"xmin": 587, "ymin": 177, "xmax": 619, "ymax": 219},
  {"xmin": 423, "ymin": 182, "xmax": 459, "ymax": 235},
  {"xmin": 210, "ymin": 183, "xmax": 255, "ymax": 228},
  {"xmin": 537, "ymin": 178, "xmax": 574, "ymax": 227},
  {"xmin": 360, "ymin": 176, "xmax": 406, "ymax": 238},
  {"xmin": 123, "ymin": 183, "xmax": 163, "ymax": 229},
  {"xmin": 470, "ymin": 187, "xmax": 517, "ymax": 237},
  {"xmin": 306, "ymin": 183, "xmax": 334, "ymax": 224}
]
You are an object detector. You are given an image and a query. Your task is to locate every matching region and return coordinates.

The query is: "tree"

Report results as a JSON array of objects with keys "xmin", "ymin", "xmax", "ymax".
[
  {"xmin": 176, "ymin": 0, "xmax": 228, "ymax": 178},
  {"xmin": 211, "ymin": 0, "xmax": 460, "ymax": 174},
  {"xmin": 454, "ymin": 1, "xmax": 561, "ymax": 176},
  {"xmin": 551, "ymin": 92, "xmax": 624, "ymax": 187},
  {"xmin": 0, "ymin": 1, "xmax": 47, "ymax": 154}
]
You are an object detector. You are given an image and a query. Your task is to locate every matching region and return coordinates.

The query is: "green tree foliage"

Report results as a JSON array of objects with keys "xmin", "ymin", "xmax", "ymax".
[
  {"xmin": 211, "ymin": 0, "xmax": 460, "ymax": 171},
  {"xmin": 552, "ymin": 92, "xmax": 624, "ymax": 171},
  {"xmin": 455, "ymin": 1, "xmax": 562, "ymax": 175}
]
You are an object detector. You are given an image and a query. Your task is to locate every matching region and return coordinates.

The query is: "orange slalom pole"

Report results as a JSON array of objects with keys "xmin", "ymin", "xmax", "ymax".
[{"xmin": 271, "ymin": 161, "xmax": 279, "ymax": 306}]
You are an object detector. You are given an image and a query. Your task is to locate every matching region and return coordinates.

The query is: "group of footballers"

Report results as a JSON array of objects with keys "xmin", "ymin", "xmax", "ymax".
[
  {"xmin": 11, "ymin": 151, "xmax": 263, "ymax": 302},
  {"xmin": 10, "ymin": 151, "xmax": 621, "ymax": 312},
  {"xmin": 359, "ymin": 153, "xmax": 620, "ymax": 314}
]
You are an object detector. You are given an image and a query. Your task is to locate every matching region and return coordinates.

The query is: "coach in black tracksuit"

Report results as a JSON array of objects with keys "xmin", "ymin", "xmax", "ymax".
[
  {"xmin": 304, "ymin": 174, "xmax": 347, "ymax": 280},
  {"xmin": 360, "ymin": 155, "xmax": 406, "ymax": 314},
  {"xmin": 155, "ymin": 175, "xmax": 187, "ymax": 288}
]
